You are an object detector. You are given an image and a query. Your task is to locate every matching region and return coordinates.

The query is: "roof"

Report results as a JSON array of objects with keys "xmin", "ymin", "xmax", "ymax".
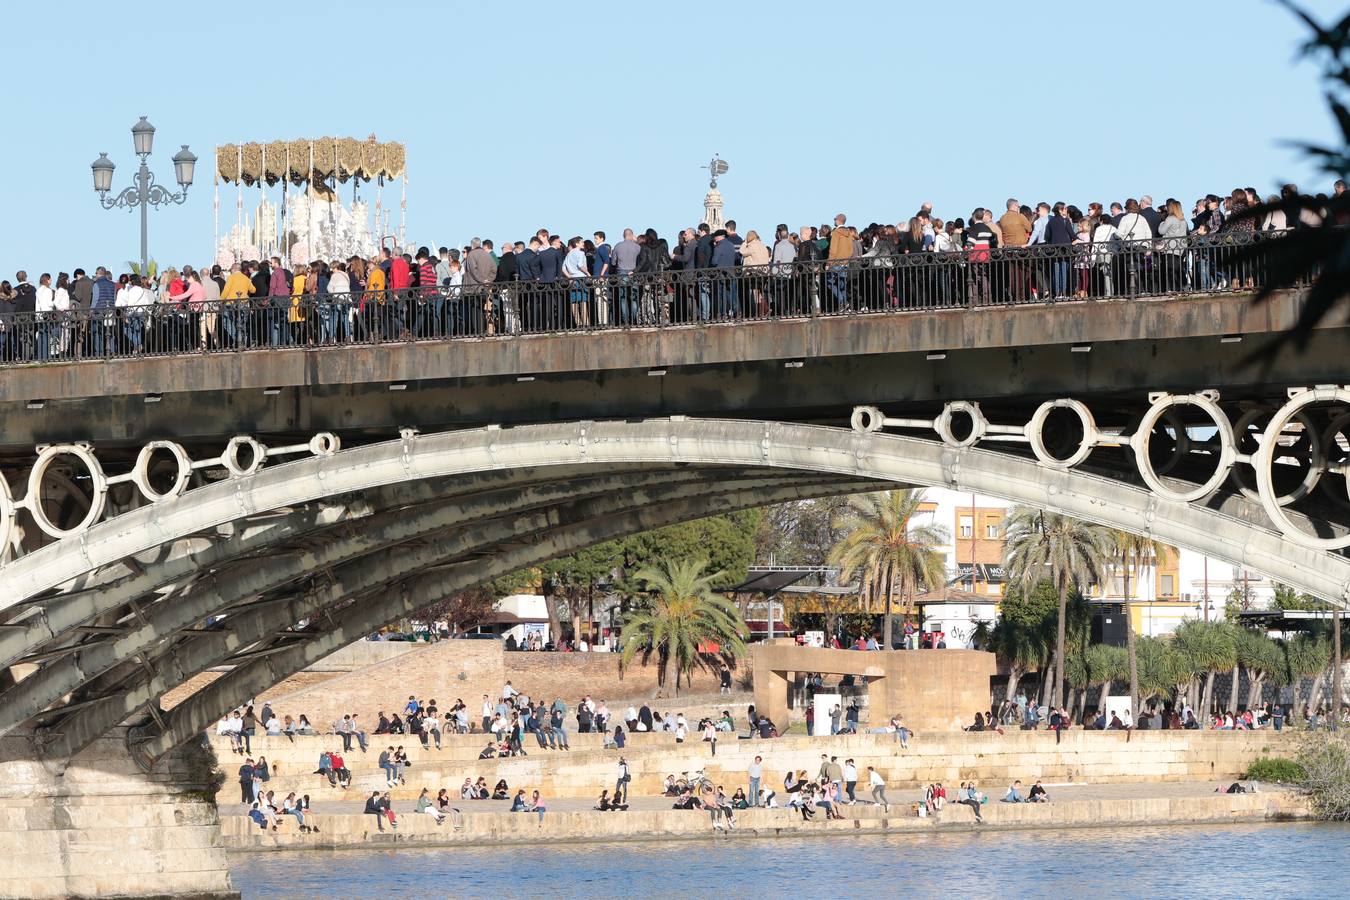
[
  {"xmin": 727, "ymin": 566, "xmax": 838, "ymax": 594},
  {"xmin": 914, "ymin": 588, "xmax": 992, "ymax": 604},
  {"xmin": 475, "ymin": 612, "xmax": 550, "ymax": 626}
]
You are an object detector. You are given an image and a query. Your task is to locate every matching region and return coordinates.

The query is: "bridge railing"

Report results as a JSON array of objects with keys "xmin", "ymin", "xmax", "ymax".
[{"xmin": 0, "ymin": 229, "xmax": 1292, "ymax": 366}]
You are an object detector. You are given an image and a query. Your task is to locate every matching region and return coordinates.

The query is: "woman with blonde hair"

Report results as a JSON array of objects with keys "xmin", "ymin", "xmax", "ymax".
[
  {"xmin": 739, "ymin": 229, "xmax": 771, "ymax": 316},
  {"xmin": 1157, "ymin": 199, "xmax": 1189, "ymax": 292}
]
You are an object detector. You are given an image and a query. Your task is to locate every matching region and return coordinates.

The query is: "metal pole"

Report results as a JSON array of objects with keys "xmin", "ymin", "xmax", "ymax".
[
  {"xmin": 1203, "ymin": 557, "xmax": 1209, "ymax": 623},
  {"xmin": 1334, "ymin": 604, "xmax": 1342, "ymax": 731},
  {"xmin": 138, "ymin": 159, "xmax": 150, "ymax": 275}
]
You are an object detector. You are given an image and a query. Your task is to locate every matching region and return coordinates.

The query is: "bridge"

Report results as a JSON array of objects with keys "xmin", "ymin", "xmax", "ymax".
[{"xmin": 1, "ymin": 241, "xmax": 1349, "ymax": 896}]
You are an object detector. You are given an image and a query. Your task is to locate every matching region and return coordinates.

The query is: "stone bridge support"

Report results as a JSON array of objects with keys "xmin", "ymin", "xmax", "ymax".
[{"xmin": 0, "ymin": 729, "xmax": 235, "ymax": 899}]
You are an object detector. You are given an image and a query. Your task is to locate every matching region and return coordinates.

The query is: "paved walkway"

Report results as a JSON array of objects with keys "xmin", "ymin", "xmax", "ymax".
[{"xmin": 226, "ymin": 779, "xmax": 1244, "ymax": 816}]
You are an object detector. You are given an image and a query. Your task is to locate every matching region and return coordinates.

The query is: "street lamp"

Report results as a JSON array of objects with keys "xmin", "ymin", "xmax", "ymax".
[{"xmin": 90, "ymin": 116, "xmax": 194, "ymax": 275}]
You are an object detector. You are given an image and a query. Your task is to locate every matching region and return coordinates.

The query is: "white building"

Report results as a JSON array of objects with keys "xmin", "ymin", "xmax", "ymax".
[{"xmin": 910, "ymin": 487, "xmax": 1276, "ymax": 637}]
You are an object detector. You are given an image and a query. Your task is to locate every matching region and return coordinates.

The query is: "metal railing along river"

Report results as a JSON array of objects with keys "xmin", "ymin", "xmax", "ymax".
[{"xmin": 0, "ymin": 230, "xmax": 1288, "ymax": 366}]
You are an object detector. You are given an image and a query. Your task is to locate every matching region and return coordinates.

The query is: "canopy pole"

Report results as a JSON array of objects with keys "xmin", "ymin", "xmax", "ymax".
[
  {"xmin": 212, "ymin": 145, "xmax": 219, "ymax": 266},
  {"xmin": 307, "ymin": 142, "xmax": 315, "ymax": 263}
]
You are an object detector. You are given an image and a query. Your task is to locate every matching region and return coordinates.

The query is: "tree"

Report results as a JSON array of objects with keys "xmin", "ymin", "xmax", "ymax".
[
  {"xmin": 619, "ymin": 557, "xmax": 747, "ymax": 697},
  {"xmin": 827, "ymin": 489, "xmax": 947, "ymax": 650},
  {"xmin": 1285, "ymin": 634, "xmax": 1333, "ymax": 720},
  {"xmin": 1172, "ymin": 620, "xmax": 1240, "ymax": 726},
  {"xmin": 1110, "ymin": 531, "xmax": 1173, "ymax": 719},
  {"xmin": 1274, "ymin": 583, "xmax": 1327, "ymax": 610},
  {"xmin": 992, "ymin": 579, "xmax": 1066, "ymax": 702},
  {"xmin": 1004, "ymin": 508, "xmax": 1114, "ymax": 708},
  {"xmin": 1237, "ymin": 628, "xmax": 1287, "ymax": 710}
]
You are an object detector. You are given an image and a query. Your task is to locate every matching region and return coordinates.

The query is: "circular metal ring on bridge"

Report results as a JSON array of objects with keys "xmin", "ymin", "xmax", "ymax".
[
  {"xmin": 308, "ymin": 433, "xmax": 341, "ymax": 457},
  {"xmin": 849, "ymin": 406, "xmax": 884, "ymax": 434},
  {"xmin": 1255, "ymin": 387, "xmax": 1350, "ymax": 550},
  {"xmin": 1230, "ymin": 408, "xmax": 1323, "ymax": 507},
  {"xmin": 1150, "ymin": 408, "xmax": 1190, "ymax": 476},
  {"xmin": 0, "ymin": 477, "xmax": 14, "ymax": 556},
  {"xmin": 25, "ymin": 444, "xmax": 109, "ymax": 539},
  {"xmin": 1027, "ymin": 399, "xmax": 1099, "ymax": 469},
  {"xmin": 1318, "ymin": 411, "xmax": 1350, "ymax": 511},
  {"xmin": 131, "ymin": 440, "xmax": 193, "ymax": 502},
  {"xmin": 1129, "ymin": 393, "xmax": 1235, "ymax": 503},
  {"xmin": 222, "ymin": 436, "xmax": 267, "ymax": 477},
  {"xmin": 934, "ymin": 401, "xmax": 987, "ymax": 448}
]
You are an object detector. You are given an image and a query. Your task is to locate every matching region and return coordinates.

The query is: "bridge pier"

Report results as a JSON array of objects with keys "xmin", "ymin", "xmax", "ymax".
[{"xmin": 0, "ymin": 727, "xmax": 235, "ymax": 899}]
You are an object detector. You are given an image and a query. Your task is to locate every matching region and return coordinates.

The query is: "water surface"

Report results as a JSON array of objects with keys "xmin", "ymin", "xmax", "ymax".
[{"xmin": 230, "ymin": 822, "xmax": 1347, "ymax": 899}]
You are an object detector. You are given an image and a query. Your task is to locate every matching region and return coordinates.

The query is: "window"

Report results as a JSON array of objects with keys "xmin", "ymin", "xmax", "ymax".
[
  {"xmin": 1108, "ymin": 576, "xmax": 1125, "ymax": 597},
  {"xmin": 959, "ymin": 516, "xmax": 973, "ymax": 538},
  {"xmin": 1160, "ymin": 575, "xmax": 1176, "ymax": 597},
  {"xmin": 985, "ymin": 524, "xmax": 999, "ymax": 539}
]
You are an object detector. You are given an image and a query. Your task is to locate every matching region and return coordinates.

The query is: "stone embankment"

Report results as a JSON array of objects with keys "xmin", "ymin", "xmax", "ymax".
[
  {"xmin": 222, "ymin": 789, "xmax": 1309, "ymax": 852},
  {"xmin": 213, "ymin": 728, "xmax": 1299, "ymax": 802}
]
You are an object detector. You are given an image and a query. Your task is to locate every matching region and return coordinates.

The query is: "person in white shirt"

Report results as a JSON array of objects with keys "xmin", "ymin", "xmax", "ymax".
[
  {"xmin": 562, "ymin": 236, "xmax": 591, "ymax": 328},
  {"xmin": 34, "ymin": 273, "xmax": 57, "ymax": 360},
  {"xmin": 842, "ymin": 759, "xmax": 859, "ymax": 804},
  {"xmin": 867, "ymin": 766, "xmax": 889, "ymax": 811},
  {"xmin": 501, "ymin": 682, "xmax": 518, "ymax": 702},
  {"xmin": 116, "ymin": 276, "xmax": 149, "ymax": 353}
]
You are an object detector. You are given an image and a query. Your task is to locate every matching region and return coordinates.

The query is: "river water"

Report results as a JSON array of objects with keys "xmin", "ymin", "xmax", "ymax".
[{"xmin": 230, "ymin": 822, "xmax": 1348, "ymax": 899}]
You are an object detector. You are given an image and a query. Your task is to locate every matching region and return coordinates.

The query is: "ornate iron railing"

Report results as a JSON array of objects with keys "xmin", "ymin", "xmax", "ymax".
[{"xmin": 0, "ymin": 229, "xmax": 1288, "ymax": 366}]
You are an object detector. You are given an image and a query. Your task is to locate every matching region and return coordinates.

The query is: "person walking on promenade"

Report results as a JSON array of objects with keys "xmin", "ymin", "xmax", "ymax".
[
  {"xmin": 867, "ymin": 766, "xmax": 890, "ymax": 812},
  {"xmin": 616, "ymin": 756, "xmax": 632, "ymax": 805}
]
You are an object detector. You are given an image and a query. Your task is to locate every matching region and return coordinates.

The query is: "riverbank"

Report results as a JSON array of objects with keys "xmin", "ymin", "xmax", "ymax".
[{"xmin": 222, "ymin": 784, "xmax": 1309, "ymax": 853}]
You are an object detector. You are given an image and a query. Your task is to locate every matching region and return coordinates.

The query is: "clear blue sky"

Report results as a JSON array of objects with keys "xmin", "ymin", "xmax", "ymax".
[{"xmin": 3, "ymin": 0, "xmax": 1345, "ymax": 276}]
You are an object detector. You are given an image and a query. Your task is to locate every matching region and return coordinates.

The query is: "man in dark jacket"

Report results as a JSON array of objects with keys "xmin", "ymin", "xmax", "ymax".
[
  {"xmin": 710, "ymin": 231, "xmax": 737, "ymax": 319},
  {"xmin": 515, "ymin": 238, "xmax": 542, "ymax": 329},
  {"xmin": 537, "ymin": 236, "xmax": 564, "ymax": 329}
]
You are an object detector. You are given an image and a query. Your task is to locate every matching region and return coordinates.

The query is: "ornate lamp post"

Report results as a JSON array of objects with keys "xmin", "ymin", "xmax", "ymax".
[{"xmin": 90, "ymin": 116, "xmax": 196, "ymax": 275}]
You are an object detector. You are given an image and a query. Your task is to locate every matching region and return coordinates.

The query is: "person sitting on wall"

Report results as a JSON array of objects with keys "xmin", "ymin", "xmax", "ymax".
[
  {"xmin": 1002, "ymin": 780, "xmax": 1026, "ymax": 803},
  {"xmin": 492, "ymin": 779, "xmax": 510, "ymax": 800},
  {"xmin": 479, "ymin": 741, "xmax": 497, "ymax": 760},
  {"xmin": 1029, "ymin": 780, "xmax": 1049, "ymax": 803}
]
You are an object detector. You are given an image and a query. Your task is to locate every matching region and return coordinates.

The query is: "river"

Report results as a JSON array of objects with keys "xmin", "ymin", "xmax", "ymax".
[{"xmin": 229, "ymin": 822, "xmax": 1348, "ymax": 898}]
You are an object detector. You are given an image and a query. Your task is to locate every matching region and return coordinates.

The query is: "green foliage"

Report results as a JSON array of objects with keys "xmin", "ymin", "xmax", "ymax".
[
  {"xmin": 1296, "ymin": 730, "xmax": 1350, "ymax": 820},
  {"xmin": 1237, "ymin": 628, "xmax": 1287, "ymax": 683},
  {"xmin": 1273, "ymin": 583, "xmax": 1328, "ymax": 610},
  {"xmin": 126, "ymin": 259, "xmax": 159, "ymax": 279},
  {"xmin": 620, "ymin": 557, "xmax": 748, "ymax": 695},
  {"xmin": 1238, "ymin": 2, "xmax": 1350, "ymax": 351},
  {"xmin": 1171, "ymin": 620, "xmax": 1240, "ymax": 676},
  {"xmin": 1284, "ymin": 633, "xmax": 1333, "ymax": 681},
  {"xmin": 622, "ymin": 510, "xmax": 761, "ymax": 587},
  {"xmin": 1244, "ymin": 757, "xmax": 1307, "ymax": 783},
  {"xmin": 827, "ymin": 489, "xmax": 947, "ymax": 647},
  {"xmin": 999, "ymin": 580, "xmax": 1062, "ymax": 630}
]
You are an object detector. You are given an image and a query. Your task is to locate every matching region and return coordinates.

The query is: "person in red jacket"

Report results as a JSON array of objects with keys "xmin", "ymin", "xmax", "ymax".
[{"xmin": 388, "ymin": 251, "xmax": 412, "ymax": 339}]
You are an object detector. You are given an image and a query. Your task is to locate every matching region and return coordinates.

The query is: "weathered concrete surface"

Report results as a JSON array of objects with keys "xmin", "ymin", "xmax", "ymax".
[
  {"xmin": 208, "ymin": 730, "xmax": 1297, "ymax": 800},
  {"xmin": 219, "ymin": 789, "xmax": 1309, "ymax": 852},
  {"xmin": 751, "ymin": 644, "xmax": 998, "ymax": 734},
  {"xmin": 2, "ymin": 290, "xmax": 1345, "ymax": 447},
  {"xmin": 0, "ymin": 728, "xmax": 236, "ymax": 899}
]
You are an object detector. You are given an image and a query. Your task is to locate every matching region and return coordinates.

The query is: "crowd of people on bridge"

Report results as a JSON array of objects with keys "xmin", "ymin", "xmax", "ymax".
[{"xmin": 1, "ymin": 180, "xmax": 1337, "ymax": 362}]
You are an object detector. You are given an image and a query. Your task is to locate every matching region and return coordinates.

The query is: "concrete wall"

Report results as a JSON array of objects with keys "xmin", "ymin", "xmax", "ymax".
[
  {"xmin": 220, "ymin": 790, "xmax": 1308, "ymax": 852},
  {"xmin": 243, "ymin": 642, "xmax": 716, "ymax": 730},
  {"xmin": 752, "ymin": 645, "xmax": 997, "ymax": 733},
  {"xmin": 213, "ymin": 729, "xmax": 1297, "ymax": 801},
  {"xmin": 0, "ymin": 728, "xmax": 235, "ymax": 900}
]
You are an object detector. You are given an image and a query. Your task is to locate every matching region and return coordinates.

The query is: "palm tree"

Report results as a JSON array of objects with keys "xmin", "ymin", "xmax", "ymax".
[
  {"xmin": 1172, "ymin": 620, "xmax": 1239, "ymax": 725},
  {"xmin": 1004, "ymin": 508, "xmax": 1114, "ymax": 708},
  {"xmin": 1237, "ymin": 628, "xmax": 1286, "ymax": 710},
  {"xmin": 619, "ymin": 557, "xmax": 747, "ymax": 697},
  {"xmin": 1284, "ymin": 634, "xmax": 1333, "ymax": 720},
  {"xmin": 1109, "ymin": 531, "xmax": 1173, "ymax": 719},
  {"xmin": 988, "ymin": 617, "xmax": 1050, "ymax": 705},
  {"xmin": 828, "ymin": 490, "xmax": 947, "ymax": 650}
]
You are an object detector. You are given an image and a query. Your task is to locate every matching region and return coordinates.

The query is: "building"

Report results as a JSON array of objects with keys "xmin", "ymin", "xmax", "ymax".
[{"xmin": 911, "ymin": 488, "xmax": 1276, "ymax": 637}]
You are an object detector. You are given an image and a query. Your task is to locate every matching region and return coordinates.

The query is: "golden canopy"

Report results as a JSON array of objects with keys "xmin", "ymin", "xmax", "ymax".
[{"xmin": 215, "ymin": 137, "xmax": 406, "ymax": 186}]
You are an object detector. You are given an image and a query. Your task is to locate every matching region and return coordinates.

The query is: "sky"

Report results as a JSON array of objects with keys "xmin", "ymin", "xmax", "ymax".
[{"xmin": 2, "ymin": 0, "xmax": 1347, "ymax": 276}]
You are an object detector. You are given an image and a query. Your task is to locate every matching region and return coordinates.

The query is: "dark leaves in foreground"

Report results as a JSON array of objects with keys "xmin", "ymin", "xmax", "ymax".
[{"xmin": 1235, "ymin": 2, "xmax": 1350, "ymax": 358}]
